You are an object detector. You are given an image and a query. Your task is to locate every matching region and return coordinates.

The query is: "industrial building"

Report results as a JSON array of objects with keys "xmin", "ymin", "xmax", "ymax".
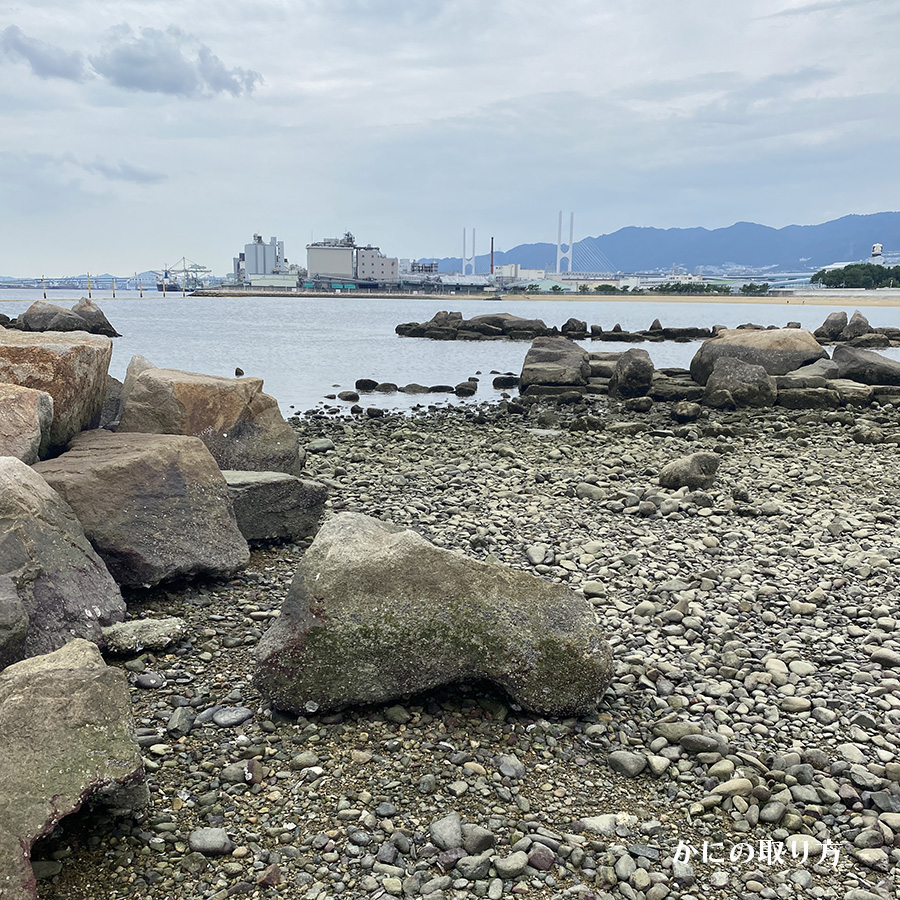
[
  {"xmin": 233, "ymin": 234, "xmax": 301, "ymax": 287},
  {"xmin": 306, "ymin": 233, "xmax": 399, "ymax": 286}
]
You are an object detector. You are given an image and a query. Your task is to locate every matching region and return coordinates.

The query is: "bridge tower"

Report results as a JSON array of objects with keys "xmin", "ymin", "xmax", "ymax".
[{"xmin": 556, "ymin": 211, "xmax": 574, "ymax": 273}]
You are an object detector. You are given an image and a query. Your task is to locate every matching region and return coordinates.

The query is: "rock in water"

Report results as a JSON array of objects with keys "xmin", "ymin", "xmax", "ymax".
[
  {"xmin": 813, "ymin": 311, "xmax": 847, "ymax": 341},
  {"xmin": 17, "ymin": 300, "xmax": 87, "ymax": 333},
  {"xmin": 71, "ymin": 297, "xmax": 121, "ymax": 337},
  {"xmin": 34, "ymin": 431, "xmax": 249, "ymax": 588},
  {"xmin": 833, "ymin": 344, "xmax": 900, "ymax": 385},
  {"xmin": 519, "ymin": 336, "xmax": 590, "ymax": 392},
  {"xmin": 0, "ymin": 330, "xmax": 112, "ymax": 450},
  {"xmin": 0, "ymin": 639, "xmax": 145, "ymax": 900},
  {"xmin": 658, "ymin": 452, "xmax": 720, "ymax": 491},
  {"xmin": 689, "ymin": 327, "xmax": 827, "ymax": 385},
  {"xmin": 0, "ymin": 383, "xmax": 53, "ymax": 463},
  {"xmin": 117, "ymin": 356, "xmax": 305, "ymax": 475},
  {"xmin": 0, "ymin": 456, "xmax": 124, "ymax": 663},
  {"xmin": 254, "ymin": 513, "xmax": 613, "ymax": 716}
]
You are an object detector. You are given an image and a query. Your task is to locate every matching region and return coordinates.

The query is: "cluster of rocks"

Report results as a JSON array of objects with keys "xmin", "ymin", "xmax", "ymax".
[
  {"xmin": 395, "ymin": 311, "xmax": 713, "ymax": 344},
  {"xmin": 395, "ymin": 309, "xmax": 900, "ymax": 348},
  {"xmin": 32, "ymin": 398, "xmax": 900, "ymax": 900},
  {"xmin": 519, "ymin": 328, "xmax": 900, "ymax": 421},
  {"xmin": 0, "ymin": 298, "xmax": 121, "ymax": 337}
]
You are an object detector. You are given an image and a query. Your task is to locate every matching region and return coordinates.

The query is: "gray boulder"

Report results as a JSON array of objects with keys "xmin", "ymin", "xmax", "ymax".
[
  {"xmin": 833, "ymin": 344, "xmax": 900, "ymax": 386},
  {"xmin": 704, "ymin": 357, "xmax": 777, "ymax": 408},
  {"xmin": 0, "ymin": 639, "xmax": 145, "ymax": 900},
  {"xmin": 102, "ymin": 617, "xmax": 187, "ymax": 655},
  {"xmin": 71, "ymin": 297, "xmax": 121, "ymax": 337},
  {"xmin": 658, "ymin": 452, "xmax": 720, "ymax": 491},
  {"xmin": 840, "ymin": 309, "xmax": 872, "ymax": 341},
  {"xmin": 17, "ymin": 300, "xmax": 87, "ymax": 333},
  {"xmin": 223, "ymin": 471, "xmax": 328, "ymax": 544},
  {"xmin": 609, "ymin": 348, "xmax": 654, "ymax": 398},
  {"xmin": 465, "ymin": 313, "xmax": 548, "ymax": 337},
  {"xmin": 0, "ymin": 457, "xmax": 124, "ymax": 663},
  {"xmin": 117, "ymin": 357, "xmax": 304, "ymax": 475},
  {"xmin": 0, "ymin": 329, "xmax": 112, "ymax": 450},
  {"xmin": 813, "ymin": 311, "xmax": 847, "ymax": 341},
  {"xmin": 0, "ymin": 576, "xmax": 27, "ymax": 670},
  {"xmin": 519, "ymin": 337, "xmax": 590, "ymax": 392},
  {"xmin": 690, "ymin": 328, "xmax": 827, "ymax": 384},
  {"xmin": 34, "ymin": 431, "xmax": 249, "ymax": 588},
  {"xmin": 0, "ymin": 383, "xmax": 53, "ymax": 463},
  {"xmin": 254, "ymin": 513, "xmax": 613, "ymax": 716}
]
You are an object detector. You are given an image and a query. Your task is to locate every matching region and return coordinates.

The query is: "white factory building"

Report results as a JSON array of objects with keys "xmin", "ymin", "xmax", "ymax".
[
  {"xmin": 233, "ymin": 234, "xmax": 300, "ymax": 287},
  {"xmin": 306, "ymin": 232, "xmax": 399, "ymax": 285}
]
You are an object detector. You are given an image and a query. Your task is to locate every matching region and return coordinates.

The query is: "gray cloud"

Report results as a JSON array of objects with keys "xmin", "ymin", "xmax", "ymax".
[
  {"xmin": 765, "ymin": 0, "xmax": 882, "ymax": 17},
  {"xmin": 0, "ymin": 25, "xmax": 89, "ymax": 81},
  {"xmin": 82, "ymin": 158, "xmax": 167, "ymax": 185},
  {"xmin": 89, "ymin": 25, "xmax": 261, "ymax": 97}
]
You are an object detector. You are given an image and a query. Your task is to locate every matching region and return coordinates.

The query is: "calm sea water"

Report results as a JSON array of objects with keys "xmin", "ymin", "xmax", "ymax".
[{"xmin": 2, "ymin": 289, "xmax": 898, "ymax": 414}]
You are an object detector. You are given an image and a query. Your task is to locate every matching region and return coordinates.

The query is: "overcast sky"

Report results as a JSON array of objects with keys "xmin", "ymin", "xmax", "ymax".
[{"xmin": 1, "ymin": 0, "xmax": 898, "ymax": 275}]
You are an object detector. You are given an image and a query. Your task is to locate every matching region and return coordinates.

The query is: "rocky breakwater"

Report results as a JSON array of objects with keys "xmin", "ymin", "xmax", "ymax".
[
  {"xmin": 814, "ymin": 310, "xmax": 900, "ymax": 350},
  {"xmin": 27, "ymin": 395, "xmax": 900, "ymax": 900},
  {"xmin": 1, "ymin": 298, "xmax": 121, "ymax": 338}
]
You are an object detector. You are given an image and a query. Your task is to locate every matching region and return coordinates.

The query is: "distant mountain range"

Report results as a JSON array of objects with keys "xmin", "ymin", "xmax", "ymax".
[{"xmin": 427, "ymin": 212, "xmax": 900, "ymax": 275}]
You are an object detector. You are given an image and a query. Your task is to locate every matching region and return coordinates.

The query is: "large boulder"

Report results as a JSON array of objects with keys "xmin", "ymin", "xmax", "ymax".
[
  {"xmin": 839, "ymin": 309, "xmax": 872, "ymax": 341},
  {"xmin": 34, "ymin": 431, "xmax": 249, "ymax": 588},
  {"xmin": 16, "ymin": 300, "xmax": 87, "ymax": 333},
  {"xmin": 0, "ymin": 330, "xmax": 112, "ymax": 450},
  {"xmin": 519, "ymin": 337, "xmax": 590, "ymax": 392},
  {"xmin": 832, "ymin": 344, "xmax": 900, "ymax": 385},
  {"xmin": 689, "ymin": 328, "xmax": 827, "ymax": 385},
  {"xmin": 0, "ymin": 639, "xmax": 145, "ymax": 900},
  {"xmin": 608, "ymin": 348, "xmax": 654, "ymax": 398},
  {"xmin": 71, "ymin": 297, "xmax": 121, "ymax": 337},
  {"xmin": 0, "ymin": 576, "xmax": 27, "ymax": 670},
  {"xmin": 117, "ymin": 358, "xmax": 304, "ymax": 475},
  {"xmin": 254, "ymin": 513, "xmax": 613, "ymax": 716},
  {"xmin": 813, "ymin": 311, "xmax": 848, "ymax": 341},
  {"xmin": 223, "ymin": 471, "xmax": 327, "ymax": 544},
  {"xmin": 0, "ymin": 457, "xmax": 124, "ymax": 663},
  {"xmin": 465, "ymin": 313, "xmax": 549, "ymax": 338},
  {"xmin": 0, "ymin": 383, "xmax": 53, "ymax": 463},
  {"xmin": 704, "ymin": 357, "xmax": 777, "ymax": 408}
]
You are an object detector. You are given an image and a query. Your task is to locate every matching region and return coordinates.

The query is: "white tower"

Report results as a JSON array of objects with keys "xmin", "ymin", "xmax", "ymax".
[
  {"xmin": 556, "ymin": 211, "xmax": 574, "ymax": 273},
  {"xmin": 463, "ymin": 227, "xmax": 476, "ymax": 275}
]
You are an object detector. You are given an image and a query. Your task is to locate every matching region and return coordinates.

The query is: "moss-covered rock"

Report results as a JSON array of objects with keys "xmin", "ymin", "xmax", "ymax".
[{"xmin": 254, "ymin": 513, "xmax": 613, "ymax": 716}]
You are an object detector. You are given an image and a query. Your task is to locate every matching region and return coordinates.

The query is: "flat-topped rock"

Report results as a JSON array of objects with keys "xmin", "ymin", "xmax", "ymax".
[
  {"xmin": 255, "ymin": 513, "xmax": 613, "ymax": 716},
  {"xmin": 0, "ymin": 329, "xmax": 112, "ymax": 449},
  {"xmin": 34, "ymin": 431, "xmax": 249, "ymax": 588},
  {"xmin": 520, "ymin": 337, "xmax": 590, "ymax": 392}
]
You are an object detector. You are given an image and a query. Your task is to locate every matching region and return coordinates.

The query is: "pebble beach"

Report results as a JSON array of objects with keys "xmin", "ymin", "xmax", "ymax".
[{"xmin": 32, "ymin": 392, "xmax": 900, "ymax": 900}]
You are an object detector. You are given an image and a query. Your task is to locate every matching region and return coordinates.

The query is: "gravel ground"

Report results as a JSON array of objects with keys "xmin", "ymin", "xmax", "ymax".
[{"xmin": 35, "ymin": 392, "xmax": 900, "ymax": 900}]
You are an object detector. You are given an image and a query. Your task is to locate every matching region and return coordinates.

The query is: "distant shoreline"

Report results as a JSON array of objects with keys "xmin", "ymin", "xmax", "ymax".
[{"xmin": 3, "ymin": 289, "xmax": 900, "ymax": 308}]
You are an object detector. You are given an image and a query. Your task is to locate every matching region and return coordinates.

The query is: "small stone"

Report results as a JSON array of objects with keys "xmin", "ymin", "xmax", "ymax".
[
  {"xmin": 494, "ymin": 850, "xmax": 529, "ymax": 879},
  {"xmin": 212, "ymin": 707, "xmax": 253, "ymax": 727},
  {"xmin": 608, "ymin": 750, "xmax": 647, "ymax": 777},
  {"xmin": 429, "ymin": 812, "xmax": 462, "ymax": 850},
  {"xmin": 189, "ymin": 828, "xmax": 234, "ymax": 856}
]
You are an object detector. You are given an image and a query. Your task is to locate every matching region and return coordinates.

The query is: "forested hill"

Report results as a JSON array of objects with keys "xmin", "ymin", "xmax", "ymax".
[{"xmin": 429, "ymin": 212, "xmax": 900, "ymax": 274}]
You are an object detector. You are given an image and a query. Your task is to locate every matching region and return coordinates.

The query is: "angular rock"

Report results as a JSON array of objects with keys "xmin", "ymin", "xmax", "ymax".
[
  {"xmin": 519, "ymin": 336, "xmax": 590, "ymax": 392},
  {"xmin": 17, "ymin": 300, "xmax": 88, "ymax": 333},
  {"xmin": 813, "ymin": 311, "xmax": 847, "ymax": 341},
  {"xmin": 833, "ymin": 344, "xmax": 900, "ymax": 386},
  {"xmin": 223, "ymin": 471, "xmax": 327, "ymax": 544},
  {"xmin": 34, "ymin": 431, "xmax": 249, "ymax": 588},
  {"xmin": 0, "ymin": 457, "xmax": 124, "ymax": 662},
  {"xmin": 0, "ymin": 383, "xmax": 53, "ymax": 463},
  {"xmin": 609, "ymin": 348, "xmax": 654, "ymax": 399},
  {"xmin": 777, "ymin": 387, "xmax": 841, "ymax": 410},
  {"xmin": 254, "ymin": 513, "xmax": 613, "ymax": 716},
  {"xmin": 430, "ymin": 812, "xmax": 463, "ymax": 850},
  {"xmin": 465, "ymin": 313, "xmax": 549, "ymax": 337},
  {"xmin": 99, "ymin": 375, "xmax": 124, "ymax": 429},
  {"xmin": 188, "ymin": 827, "xmax": 234, "ymax": 856},
  {"xmin": 0, "ymin": 329, "xmax": 112, "ymax": 449},
  {"xmin": 0, "ymin": 576, "xmax": 27, "ymax": 670},
  {"xmin": 0, "ymin": 639, "xmax": 145, "ymax": 900},
  {"xmin": 840, "ymin": 309, "xmax": 872, "ymax": 341},
  {"xmin": 704, "ymin": 357, "xmax": 777, "ymax": 408},
  {"xmin": 102, "ymin": 617, "xmax": 187, "ymax": 655},
  {"xmin": 690, "ymin": 328, "xmax": 827, "ymax": 384},
  {"xmin": 71, "ymin": 298, "xmax": 121, "ymax": 337},
  {"xmin": 658, "ymin": 452, "xmax": 720, "ymax": 491},
  {"xmin": 117, "ymin": 358, "xmax": 304, "ymax": 475}
]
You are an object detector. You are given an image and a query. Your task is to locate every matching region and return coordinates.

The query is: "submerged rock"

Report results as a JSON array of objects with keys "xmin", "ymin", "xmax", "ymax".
[{"xmin": 254, "ymin": 513, "xmax": 613, "ymax": 716}]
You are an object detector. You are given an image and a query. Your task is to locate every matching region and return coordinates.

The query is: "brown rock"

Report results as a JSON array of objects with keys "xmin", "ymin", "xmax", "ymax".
[
  {"xmin": 117, "ymin": 358, "xmax": 304, "ymax": 475},
  {"xmin": 34, "ymin": 431, "xmax": 249, "ymax": 588},
  {"xmin": 0, "ymin": 383, "xmax": 53, "ymax": 463},
  {"xmin": 0, "ymin": 330, "xmax": 112, "ymax": 449}
]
